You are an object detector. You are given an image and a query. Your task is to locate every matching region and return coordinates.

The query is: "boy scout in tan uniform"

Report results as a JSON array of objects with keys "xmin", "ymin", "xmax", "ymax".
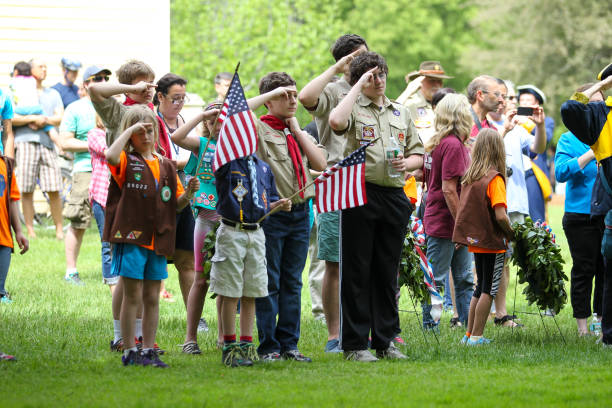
[
  {"xmin": 329, "ymin": 52, "xmax": 424, "ymax": 362},
  {"xmin": 396, "ymin": 61, "xmax": 453, "ymax": 144},
  {"xmin": 298, "ymin": 33, "xmax": 369, "ymax": 353}
]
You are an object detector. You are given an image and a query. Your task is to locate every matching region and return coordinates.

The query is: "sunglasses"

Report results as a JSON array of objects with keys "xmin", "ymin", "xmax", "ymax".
[{"xmin": 90, "ymin": 75, "xmax": 109, "ymax": 83}]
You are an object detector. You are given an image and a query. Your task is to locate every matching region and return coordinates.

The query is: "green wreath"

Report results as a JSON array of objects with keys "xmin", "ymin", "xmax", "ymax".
[
  {"xmin": 201, "ymin": 221, "xmax": 220, "ymax": 280},
  {"xmin": 399, "ymin": 232, "xmax": 431, "ymax": 305},
  {"xmin": 511, "ymin": 217, "xmax": 567, "ymax": 315}
]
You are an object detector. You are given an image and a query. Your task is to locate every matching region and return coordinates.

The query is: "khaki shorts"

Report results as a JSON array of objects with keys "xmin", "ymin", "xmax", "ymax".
[
  {"xmin": 63, "ymin": 172, "xmax": 92, "ymax": 229},
  {"xmin": 15, "ymin": 142, "xmax": 62, "ymax": 193},
  {"xmin": 209, "ymin": 223, "xmax": 268, "ymax": 298}
]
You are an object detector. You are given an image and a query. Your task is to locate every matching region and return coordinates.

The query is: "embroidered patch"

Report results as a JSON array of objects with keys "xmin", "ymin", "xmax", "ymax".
[
  {"xmin": 262, "ymin": 190, "xmax": 268, "ymax": 209},
  {"xmin": 417, "ymin": 107, "xmax": 427, "ymax": 117},
  {"xmin": 203, "ymin": 198, "xmax": 210, "ymax": 205},
  {"xmin": 134, "ymin": 173, "xmax": 142, "ymax": 181},
  {"xmin": 132, "ymin": 231, "xmax": 142, "ymax": 239},
  {"xmin": 160, "ymin": 186, "xmax": 172, "ymax": 202},
  {"xmin": 114, "ymin": 231, "xmax": 122, "ymax": 239},
  {"xmin": 126, "ymin": 231, "xmax": 136, "ymax": 239},
  {"xmin": 467, "ymin": 237, "xmax": 479, "ymax": 245},
  {"xmin": 393, "ymin": 109, "xmax": 400, "ymax": 116},
  {"xmin": 398, "ymin": 133, "xmax": 405, "ymax": 144},
  {"xmin": 208, "ymin": 194, "xmax": 215, "ymax": 201},
  {"xmin": 362, "ymin": 125, "xmax": 375, "ymax": 140}
]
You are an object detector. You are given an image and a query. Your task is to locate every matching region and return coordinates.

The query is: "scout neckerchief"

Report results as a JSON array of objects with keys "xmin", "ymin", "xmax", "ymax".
[
  {"xmin": 260, "ymin": 114, "xmax": 306, "ymax": 198},
  {"xmin": 124, "ymin": 97, "xmax": 171, "ymax": 160}
]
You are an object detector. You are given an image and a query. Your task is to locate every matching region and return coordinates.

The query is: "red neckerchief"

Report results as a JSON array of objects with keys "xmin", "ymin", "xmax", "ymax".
[
  {"xmin": 260, "ymin": 114, "xmax": 306, "ymax": 198},
  {"xmin": 123, "ymin": 97, "xmax": 171, "ymax": 159}
]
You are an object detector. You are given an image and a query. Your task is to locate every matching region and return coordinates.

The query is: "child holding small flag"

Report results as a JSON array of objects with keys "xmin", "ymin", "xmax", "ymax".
[
  {"xmin": 452, "ymin": 128, "xmax": 514, "ymax": 345},
  {"xmin": 329, "ymin": 52, "xmax": 424, "ymax": 362}
]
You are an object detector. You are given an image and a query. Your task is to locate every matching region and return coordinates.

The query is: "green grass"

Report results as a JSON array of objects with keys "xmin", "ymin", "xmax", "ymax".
[{"xmin": 2, "ymin": 205, "xmax": 612, "ymax": 407}]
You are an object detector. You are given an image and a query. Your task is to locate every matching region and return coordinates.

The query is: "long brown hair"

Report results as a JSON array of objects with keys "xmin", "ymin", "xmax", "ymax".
[{"xmin": 462, "ymin": 128, "xmax": 506, "ymax": 185}]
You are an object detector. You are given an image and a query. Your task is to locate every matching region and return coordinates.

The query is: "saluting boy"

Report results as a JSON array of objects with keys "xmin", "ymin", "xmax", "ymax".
[{"xmin": 246, "ymin": 72, "xmax": 327, "ymax": 362}]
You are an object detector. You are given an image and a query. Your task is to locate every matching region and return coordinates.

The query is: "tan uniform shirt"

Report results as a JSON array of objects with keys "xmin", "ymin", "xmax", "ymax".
[
  {"xmin": 92, "ymin": 96, "xmax": 128, "ymax": 147},
  {"xmin": 306, "ymin": 77, "xmax": 352, "ymax": 167},
  {"xmin": 404, "ymin": 91, "xmax": 436, "ymax": 145},
  {"xmin": 337, "ymin": 95, "xmax": 424, "ymax": 188},
  {"xmin": 254, "ymin": 118, "xmax": 327, "ymax": 204}
]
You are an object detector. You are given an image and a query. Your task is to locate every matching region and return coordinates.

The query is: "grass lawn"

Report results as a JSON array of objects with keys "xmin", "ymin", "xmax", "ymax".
[{"xmin": 2, "ymin": 204, "xmax": 612, "ymax": 407}]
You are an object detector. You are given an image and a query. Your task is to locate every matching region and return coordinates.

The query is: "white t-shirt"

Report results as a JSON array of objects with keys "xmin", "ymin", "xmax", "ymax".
[{"xmin": 504, "ymin": 126, "xmax": 534, "ymax": 215}]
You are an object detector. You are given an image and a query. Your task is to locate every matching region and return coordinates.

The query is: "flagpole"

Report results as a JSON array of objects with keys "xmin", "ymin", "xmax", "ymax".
[
  {"xmin": 256, "ymin": 137, "xmax": 382, "ymax": 224},
  {"xmin": 190, "ymin": 62, "xmax": 241, "ymax": 217}
]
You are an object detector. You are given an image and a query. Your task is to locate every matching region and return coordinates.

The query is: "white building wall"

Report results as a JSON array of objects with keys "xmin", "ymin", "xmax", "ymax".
[{"xmin": 0, "ymin": 0, "xmax": 170, "ymax": 88}]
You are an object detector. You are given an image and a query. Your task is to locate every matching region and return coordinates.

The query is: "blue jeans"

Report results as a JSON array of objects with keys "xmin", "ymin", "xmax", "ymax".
[
  {"xmin": 422, "ymin": 236, "xmax": 474, "ymax": 327},
  {"xmin": 0, "ymin": 245, "xmax": 11, "ymax": 295},
  {"xmin": 91, "ymin": 200, "xmax": 115, "ymax": 285},
  {"xmin": 256, "ymin": 204, "xmax": 310, "ymax": 354},
  {"xmin": 443, "ymin": 274, "xmax": 453, "ymax": 310}
]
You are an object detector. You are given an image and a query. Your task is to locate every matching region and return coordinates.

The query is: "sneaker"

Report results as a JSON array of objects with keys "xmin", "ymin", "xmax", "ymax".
[
  {"xmin": 467, "ymin": 337, "xmax": 492, "ymax": 346},
  {"xmin": 240, "ymin": 342, "xmax": 259, "ymax": 362},
  {"xmin": 160, "ymin": 289, "xmax": 175, "ymax": 303},
  {"xmin": 392, "ymin": 336, "xmax": 406, "ymax": 346},
  {"xmin": 0, "ymin": 352, "xmax": 16, "ymax": 361},
  {"xmin": 344, "ymin": 350, "xmax": 378, "ymax": 362},
  {"xmin": 324, "ymin": 338, "xmax": 342, "ymax": 353},
  {"xmin": 136, "ymin": 336, "xmax": 165, "ymax": 355},
  {"xmin": 65, "ymin": 272, "xmax": 85, "ymax": 286},
  {"xmin": 0, "ymin": 294, "xmax": 12, "ymax": 304},
  {"xmin": 281, "ymin": 349, "xmax": 312, "ymax": 362},
  {"xmin": 197, "ymin": 318, "xmax": 210, "ymax": 333},
  {"xmin": 460, "ymin": 335, "xmax": 470, "ymax": 344},
  {"xmin": 142, "ymin": 349, "xmax": 168, "ymax": 368},
  {"xmin": 182, "ymin": 341, "xmax": 202, "ymax": 355},
  {"xmin": 110, "ymin": 338, "xmax": 124, "ymax": 352},
  {"xmin": 222, "ymin": 343, "xmax": 253, "ymax": 367},
  {"xmin": 376, "ymin": 342, "xmax": 408, "ymax": 360},
  {"xmin": 121, "ymin": 350, "xmax": 142, "ymax": 366},
  {"xmin": 259, "ymin": 352, "xmax": 282, "ymax": 362}
]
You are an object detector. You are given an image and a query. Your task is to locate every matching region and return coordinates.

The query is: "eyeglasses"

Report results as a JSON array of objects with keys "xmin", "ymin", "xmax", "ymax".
[
  {"xmin": 165, "ymin": 94, "xmax": 189, "ymax": 105},
  {"xmin": 90, "ymin": 75, "xmax": 109, "ymax": 83},
  {"xmin": 481, "ymin": 90, "xmax": 508, "ymax": 100}
]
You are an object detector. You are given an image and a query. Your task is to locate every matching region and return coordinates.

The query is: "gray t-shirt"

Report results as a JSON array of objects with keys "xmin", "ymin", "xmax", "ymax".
[
  {"xmin": 14, "ymin": 87, "xmax": 63, "ymax": 150},
  {"xmin": 91, "ymin": 96, "xmax": 127, "ymax": 147}
]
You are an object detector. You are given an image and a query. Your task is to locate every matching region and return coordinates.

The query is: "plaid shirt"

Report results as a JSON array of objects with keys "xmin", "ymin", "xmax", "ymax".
[{"xmin": 87, "ymin": 128, "xmax": 110, "ymax": 207}]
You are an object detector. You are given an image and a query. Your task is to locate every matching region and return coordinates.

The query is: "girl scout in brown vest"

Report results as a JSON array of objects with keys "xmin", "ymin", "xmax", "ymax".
[
  {"xmin": 452, "ymin": 128, "xmax": 514, "ymax": 346},
  {"xmin": 104, "ymin": 106, "xmax": 199, "ymax": 367}
]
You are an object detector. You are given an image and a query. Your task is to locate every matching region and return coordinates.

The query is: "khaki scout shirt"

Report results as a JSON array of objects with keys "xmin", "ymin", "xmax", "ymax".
[
  {"xmin": 254, "ymin": 117, "xmax": 327, "ymax": 204},
  {"xmin": 306, "ymin": 77, "xmax": 352, "ymax": 167},
  {"xmin": 92, "ymin": 96, "xmax": 128, "ymax": 147},
  {"xmin": 338, "ymin": 95, "xmax": 424, "ymax": 188},
  {"xmin": 404, "ymin": 91, "xmax": 436, "ymax": 145}
]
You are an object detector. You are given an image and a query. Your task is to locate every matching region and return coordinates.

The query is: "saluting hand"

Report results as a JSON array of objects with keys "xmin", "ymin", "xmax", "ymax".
[
  {"xmin": 131, "ymin": 81, "xmax": 157, "ymax": 98},
  {"xmin": 334, "ymin": 48, "xmax": 366, "ymax": 74},
  {"xmin": 357, "ymin": 67, "xmax": 379, "ymax": 89},
  {"xmin": 201, "ymin": 108, "xmax": 220, "ymax": 122}
]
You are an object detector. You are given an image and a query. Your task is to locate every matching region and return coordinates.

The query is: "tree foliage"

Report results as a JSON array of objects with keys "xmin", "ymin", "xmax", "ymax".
[{"xmin": 464, "ymin": 0, "xmax": 612, "ymax": 133}]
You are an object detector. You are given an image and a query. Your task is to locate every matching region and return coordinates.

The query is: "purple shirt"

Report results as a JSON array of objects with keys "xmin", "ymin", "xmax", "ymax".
[{"xmin": 423, "ymin": 134, "xmax": 470, "ymax": 239}]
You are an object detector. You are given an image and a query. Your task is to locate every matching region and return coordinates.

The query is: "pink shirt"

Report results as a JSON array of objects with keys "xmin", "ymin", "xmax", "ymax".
[{"xmin": 87, "ymin": 128, "xmax": 110, "ymax": 207}]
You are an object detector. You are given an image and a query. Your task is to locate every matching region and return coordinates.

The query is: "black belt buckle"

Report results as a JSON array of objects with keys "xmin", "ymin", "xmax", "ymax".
[{"xmin": 222, "ymin": 218, "xmax": 259, "ymax": 231}]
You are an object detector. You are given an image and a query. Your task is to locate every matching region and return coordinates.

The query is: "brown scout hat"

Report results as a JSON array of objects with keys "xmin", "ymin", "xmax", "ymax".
[{"xmin": 405, "ymin": 61, "xmax": 453, "ymax": 82}]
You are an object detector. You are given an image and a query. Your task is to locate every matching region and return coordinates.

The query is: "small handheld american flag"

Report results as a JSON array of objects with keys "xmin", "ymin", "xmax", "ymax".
[
  {"xmin": 314, "ymin": 143, "xmax": 371, "ymax": 213},
  {"xmin": 212, "ymin": 72, "xmax": 258, "ymax": 171}
]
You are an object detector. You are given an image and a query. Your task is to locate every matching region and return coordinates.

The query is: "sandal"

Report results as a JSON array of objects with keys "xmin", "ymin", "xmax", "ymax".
[
  {"xmin": 494, "ymin": 315, "xmax": 523, "ymax": 328},
  {"xmin": 450, "ymin": 317, "xmax": 463, "ymax": 328}
]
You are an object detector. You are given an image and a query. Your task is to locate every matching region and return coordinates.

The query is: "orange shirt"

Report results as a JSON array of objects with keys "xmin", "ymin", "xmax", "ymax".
[
  {"xmin": 0, "ymin": 159, "xmax": 20, "ymax": 248},
  {"xmin": 108, "ymin": 151, "xmax": 184, "ymax": 250},
  {"xmin": 403, "ymin": 176, "xmax": 418, "ymax": 204},
  {"xmin": 468, "ymin": 175, "xmax": 507, "ymax": 254}
]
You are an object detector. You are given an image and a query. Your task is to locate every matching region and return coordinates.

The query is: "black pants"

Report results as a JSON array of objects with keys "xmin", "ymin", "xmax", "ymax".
[
  {"xmin": 340, "ymin": 183, "xmax": 412, "ymax": 351},
  {"xmin": 562, "ymin": 213, "xmax": 604, "ymax": 318}
]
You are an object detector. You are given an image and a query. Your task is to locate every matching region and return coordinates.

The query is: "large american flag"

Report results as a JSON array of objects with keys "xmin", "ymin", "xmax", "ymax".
[
  {"xmin": 315, "ymin": 144, "xmax": 369, "ymax": 213},
  {"xmin": 213, "ymin": 72, "xmax": 258, "ymax": 171}
]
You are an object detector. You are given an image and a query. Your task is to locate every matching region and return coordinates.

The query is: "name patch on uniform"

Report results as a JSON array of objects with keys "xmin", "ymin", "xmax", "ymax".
[{"xmin": 362, "ymin": 125, "xmax": 375, "ymax": 140}]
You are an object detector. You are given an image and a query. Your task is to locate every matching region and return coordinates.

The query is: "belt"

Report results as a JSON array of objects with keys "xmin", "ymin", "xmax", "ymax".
[{"xmin": 221, "ymin": 218, "xmax": 260, "ymax": 231}]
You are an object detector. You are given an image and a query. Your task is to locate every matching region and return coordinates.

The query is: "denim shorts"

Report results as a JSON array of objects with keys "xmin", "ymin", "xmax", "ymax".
[
  {"xmin": 317, "ymin": 210, "xmax": 340, "ymax": 262},
  {"xmin": 111, "ymin": 243, "xmax": 168, "ymax": 281}
]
